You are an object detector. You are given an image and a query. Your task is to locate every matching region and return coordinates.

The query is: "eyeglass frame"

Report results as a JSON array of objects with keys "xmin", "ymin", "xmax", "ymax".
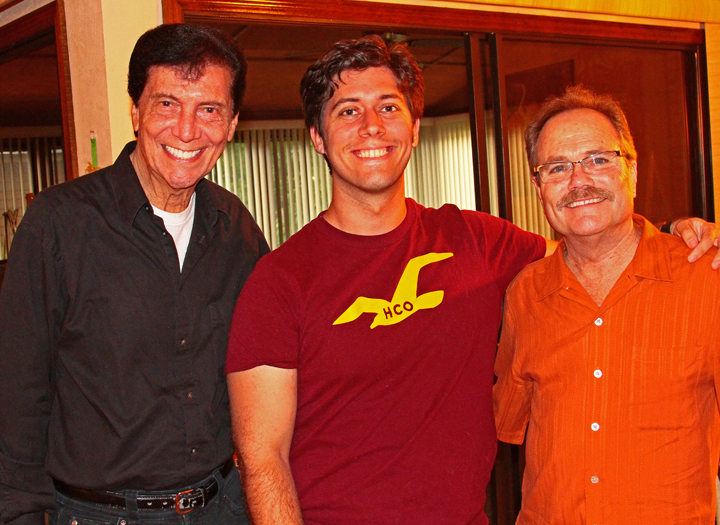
[{"xmin": 533, "ymin": 150, "xmax": 625, "ymax": 184}]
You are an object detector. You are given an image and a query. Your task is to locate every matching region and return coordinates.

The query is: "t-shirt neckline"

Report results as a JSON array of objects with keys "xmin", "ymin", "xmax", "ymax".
[{"xmin": 316, "ymin": 198, "xmax": 417, "ymax": 248}]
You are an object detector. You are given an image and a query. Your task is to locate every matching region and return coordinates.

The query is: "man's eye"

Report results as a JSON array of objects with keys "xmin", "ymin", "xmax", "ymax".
[
  {"xmin": 548, "ymin": 164, "xmax": 568, "ymax": 174},
  {"xmin": 590, "ymin": 155, "xmax": 608, "ymax": 165},
  {"xmin": 381, "ymin": 105, "xmax": 398, "ymax": 112},
  {"xmin": 204, "ymin": 107, "xmax": 216, "ymax": 113},
  {"xmin": 340, "ymin": 108, "xmax": 356, "ymax": 116},
  {"xmin": 160, "ymin": 101, "xmax": 172, "ymax": 107}
]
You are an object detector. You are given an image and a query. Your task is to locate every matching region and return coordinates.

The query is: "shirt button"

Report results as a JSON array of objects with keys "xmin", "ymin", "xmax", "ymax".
[
  {"xmin": 591, "ymin": 422, "xmax": 600, "ymax": 431},
  {"xmin": 187, "ymin": 391, "xmax": 193, "ymax": 399},
  {"xmin": 594, "ymin": 318, "xmax": 603, "ymax": 326},
  {"xmin": 180, "ymin": 338, "xmax": 187, "ymax": 347},
  {"xmin": 191, "ymin": 448, "xmax": 197, "ymax": 455},
  {"xmin": 162, "ymin": 231, "xmax": 168, "ymax": 236},
  {"xmin": 594, "ymin": 369, "xmax": 602, "ymax": 378},
  {"xmin": 144, "ymin": 205, "xmax": 150, "ymax": 212},
  {"xmin": 591, "ymin": 475, "xmax": 599, "ymax": 483}
]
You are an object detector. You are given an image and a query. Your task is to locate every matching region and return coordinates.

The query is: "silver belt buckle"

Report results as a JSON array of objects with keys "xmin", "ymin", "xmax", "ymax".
[{"xmin": 175, "ymin": 488, "xmax": 204, "ymax": 514}]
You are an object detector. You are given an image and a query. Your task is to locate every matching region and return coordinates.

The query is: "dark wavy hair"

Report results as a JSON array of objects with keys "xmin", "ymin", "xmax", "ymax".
[
  {"xmin": 300, "ymin": 35, "xmax": 424, "ymax": 138},
  {"xmin": 525, "ymin": 85, "xmax": 637, "ymax": 171},
  {"xmin": 128, "ymin": 24, "xmax": 247, "ymax": 115}
]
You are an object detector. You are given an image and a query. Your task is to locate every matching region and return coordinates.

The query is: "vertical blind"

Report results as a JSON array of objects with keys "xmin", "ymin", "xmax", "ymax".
[
  {"xmin": 506, "ymin": 110, "xmax": 557, "ymax": 240},
  {"xmin": 0, "ymin": 131, "xmax": 65, "ymax": 259},
  {"xmin": 406, "ymin": 114, "xmax": 476, "ymax": 211},
  {"xmin": 208, "ymin": 113, "xmax": 546, "ymax": 249},
  {"xmin": 209, "ymin": 120, "xmax": 331, "ymax": 250},
  {"xmin": 0, "ymin": 116, "xmax": 552, "ymax": 258}
]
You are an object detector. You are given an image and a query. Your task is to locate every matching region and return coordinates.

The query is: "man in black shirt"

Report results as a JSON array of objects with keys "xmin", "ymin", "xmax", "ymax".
[{"xmin": 0, "ymin": 24, "xmax": 268, "ymax": 525}]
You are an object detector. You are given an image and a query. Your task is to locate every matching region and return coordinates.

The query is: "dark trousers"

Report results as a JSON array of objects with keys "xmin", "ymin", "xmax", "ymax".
[{"xmin": 48, "ymin": 467, "xmax": 250, "ymax": 525}]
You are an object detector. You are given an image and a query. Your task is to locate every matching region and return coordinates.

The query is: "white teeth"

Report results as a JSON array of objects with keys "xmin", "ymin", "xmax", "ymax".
[
  {"xmin": 567, "ymin": 197, "xmax": 604, "ymax": 208},
  {"xmin": 356, "ymin": 148, "xmax": 390, "ymax": 158},
  {"xmin": 165, "ymin": 145, "xmax": 202, "ymax": 160}
]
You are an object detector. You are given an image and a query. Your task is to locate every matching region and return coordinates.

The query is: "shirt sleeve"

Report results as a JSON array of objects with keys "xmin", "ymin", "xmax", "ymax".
[
  {"xmin": 493, "ymin": 281, "xmax": 533, "ymax": 445},
  {"xmin": 0, "ymin": 205, "xmax": 63, "ymax": 524},
  {"xmin": 226, "ymin": 256, "xmax": 301, "ymax": 374},
  {"xmin": 469, "ymin": 212, "xmax": 546, "ymax": 295}
]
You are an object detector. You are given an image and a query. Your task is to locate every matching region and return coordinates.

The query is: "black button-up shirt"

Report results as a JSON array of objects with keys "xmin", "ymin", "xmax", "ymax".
[{"xmin": 0, "ymin": 142, "xmax": 269, "ymax": 524}]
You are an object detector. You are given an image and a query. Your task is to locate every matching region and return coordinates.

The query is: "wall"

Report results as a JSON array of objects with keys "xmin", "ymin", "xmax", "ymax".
[
  {"xmin": 414, "ymin": 0, "xmax": 720, "ymax": 23},
  {"xmin": 62, "ymin": 0, "xmax": 112, "ymax": 172},
  {"xmin": 65, "ymin": 0, "xmax": 159, "ymax": 169},
  {"xmin": 100, "ymin": 0, "xmax": 160, "ymax": 160}
]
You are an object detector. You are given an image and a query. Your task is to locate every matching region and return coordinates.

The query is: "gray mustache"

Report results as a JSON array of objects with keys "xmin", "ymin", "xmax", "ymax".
[{"xmin": 556, "ymin": 187, "xmax": 614, "ymax": 210}]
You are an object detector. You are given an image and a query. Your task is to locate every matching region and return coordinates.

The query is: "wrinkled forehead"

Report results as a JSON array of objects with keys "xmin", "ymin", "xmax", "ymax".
[
  {"xmin": 143, "ymin": 62, "xmax": 233, "ymax": 94},
  {"xmin": 537, "ymin": 108, "xmax": 620, "ymax": 157}
]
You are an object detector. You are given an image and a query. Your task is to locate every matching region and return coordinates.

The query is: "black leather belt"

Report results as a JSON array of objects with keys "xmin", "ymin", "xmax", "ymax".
[{"xmin": 54, "ymin": 459, "xmax": 234, "ymax": 514}]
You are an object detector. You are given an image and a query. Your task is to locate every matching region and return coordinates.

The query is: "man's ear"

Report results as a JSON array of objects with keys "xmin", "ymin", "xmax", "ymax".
[
  {"xmin": 412, "ymin": 119, "xmax": 420, "ymax": 148},
  {"xmin": 531, "ymin": 175, "xmax": 543, "ymax": 203},
  {"xmin": 630, "ymin": 160, "xmax": 638, "ymax": 198},
  {"xmin": 309, "ymin": 127, "xmax": 326, "ymax": 155},
  {"xmin": 227, "ymin": 113, "xmax": 239, "ymax": 142},
  {"xmin": 131, "ymin": 104, "xmax": 141, "ymax": 138},
  {"xmin": 131, "ymin": 104, "xmax": 140, "ymax": 133}
]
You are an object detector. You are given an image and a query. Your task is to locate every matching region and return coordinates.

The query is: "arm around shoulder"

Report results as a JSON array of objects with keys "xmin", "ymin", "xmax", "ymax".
[
  {"xmin": 228, "ymin": 366, "xmax": 303, "ymax": 525},
  {"xmin": 669, "ymin": 217, "xmax": 720, "ymax": 269}
]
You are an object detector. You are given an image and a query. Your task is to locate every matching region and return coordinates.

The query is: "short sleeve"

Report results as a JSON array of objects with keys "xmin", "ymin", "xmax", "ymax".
[
  {"xmin": 226, "ymin": 256, "xmax": 302, "ymax": 374},
  {"xmin": 466, "ymin": 211, "xmax": 546, "ymax": 295}
]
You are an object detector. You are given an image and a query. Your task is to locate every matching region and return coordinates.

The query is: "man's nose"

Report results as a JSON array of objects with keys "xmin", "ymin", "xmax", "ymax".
[
  {"xmin": 568, "ymin": 161, "xmax": 594, "ymax": 187},
  {"xmin": 359, "ymin": 110, "xmax": 385, "ymax": 136},
  {"xmin": 174, "ymin": 108, "xmax": 201, "ymax": 142}
]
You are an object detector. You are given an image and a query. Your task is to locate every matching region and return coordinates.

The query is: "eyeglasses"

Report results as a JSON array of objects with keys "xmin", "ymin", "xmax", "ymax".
[{"xmin": 533, "ymin": 150, "xmax": 624, "ymax": 184}]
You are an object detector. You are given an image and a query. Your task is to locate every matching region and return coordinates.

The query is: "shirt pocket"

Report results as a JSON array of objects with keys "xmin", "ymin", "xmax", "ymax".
[{"xmin": 630, "ymin": 345, "xmax": 703, "ymax": 431}]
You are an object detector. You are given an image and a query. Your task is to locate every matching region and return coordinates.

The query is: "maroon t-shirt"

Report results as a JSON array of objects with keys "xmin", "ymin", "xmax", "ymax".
[{"xmin": 227, "ymin": 199, "xmax": 545, "ymax": 524}]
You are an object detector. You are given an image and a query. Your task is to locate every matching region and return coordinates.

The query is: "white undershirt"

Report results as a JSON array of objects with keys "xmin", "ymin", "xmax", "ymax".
[{"xmin": 152, "ymin": 192, "xmax": 196, "ymax": 271}]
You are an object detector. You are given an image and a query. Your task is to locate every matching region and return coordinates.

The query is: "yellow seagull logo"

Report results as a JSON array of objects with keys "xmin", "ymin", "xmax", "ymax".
[{"xmin": 333, "ymin": 252, "xmax": 454, "ymax": 329}]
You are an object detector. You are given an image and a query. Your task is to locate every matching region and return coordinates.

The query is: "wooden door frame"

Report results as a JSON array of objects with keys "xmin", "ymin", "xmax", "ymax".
[{"xmin": 162, "ymin": 0, "xmax": 702, "ymax": 44}]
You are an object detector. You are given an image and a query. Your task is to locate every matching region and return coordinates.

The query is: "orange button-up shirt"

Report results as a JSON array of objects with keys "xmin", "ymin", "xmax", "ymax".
[{"xmin": 494, "ymin": 216, "xmax": 720, "ymax": 524}]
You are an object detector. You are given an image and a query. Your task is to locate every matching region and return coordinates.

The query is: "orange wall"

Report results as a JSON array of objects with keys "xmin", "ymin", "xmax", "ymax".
[{"xmin": 444, "ymin": 0, "xmax": 719, "ymax": 23}]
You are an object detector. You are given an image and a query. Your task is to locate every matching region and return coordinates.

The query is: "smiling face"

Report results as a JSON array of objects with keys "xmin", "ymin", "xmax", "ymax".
[
  {"xmin": 130, "ymin": 63, "xmax": 238, "ymax": 211},
  {"xmin": 309, "ymin": 67, "xmax": 419, "ymax": 202},
  {"xmin": 533, "ymin": 108, "xmax": 637, "ymax": 240}
]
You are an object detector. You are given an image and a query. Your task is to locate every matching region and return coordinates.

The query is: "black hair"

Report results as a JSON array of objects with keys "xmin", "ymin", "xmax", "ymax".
[
  {"xmin": 300, "ymin": 35, "xmax": 424, "ymax": 138},
  {"xmin": 128, "ymin": 24, "xmax": 247, "ymax": 115}
]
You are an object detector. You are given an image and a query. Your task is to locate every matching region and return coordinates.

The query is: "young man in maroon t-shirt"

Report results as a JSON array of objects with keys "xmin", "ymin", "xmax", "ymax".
[{"xmin": 225, "ymin": 36, "xmax": 718, "ymax": 525}]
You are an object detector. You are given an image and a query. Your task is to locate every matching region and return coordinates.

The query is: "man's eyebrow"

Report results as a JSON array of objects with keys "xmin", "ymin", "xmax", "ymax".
[
  {"xmin": 543, "ymin": 148, "xmax": 613, "ymax": 163},
  {"xmin": 329, "ymin": 97, "xmax": 359, "ymax": 112},
  {"xmin": 149, "ymin": 93, "xmax": 228, "ymax": 108},
  {"xmin": 151, "ymin": 92, "xmax": 180, "ymax": 102},
  {"xmin": 199, "ymin": 100, "xmax": 228, "ymax": 108},
  {"xmin": 330, "ymin": 93, "xmax": 402, "ymax": 112}
]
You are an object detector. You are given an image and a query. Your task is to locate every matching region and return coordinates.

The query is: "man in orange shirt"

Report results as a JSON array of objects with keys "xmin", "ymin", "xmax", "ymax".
[{"xmin": 494, "ymin": 85, "xmax": 720, "ymax": 524}]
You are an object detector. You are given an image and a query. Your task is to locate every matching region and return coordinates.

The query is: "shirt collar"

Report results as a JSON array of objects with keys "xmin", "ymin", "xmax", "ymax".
[
  {"xmin": 535, "ymin": 214, "xmax": 673, "ymax": 302},
  {"xmin": 110, "ymin": 141, "xmax": 224, "ymax": 229}
]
